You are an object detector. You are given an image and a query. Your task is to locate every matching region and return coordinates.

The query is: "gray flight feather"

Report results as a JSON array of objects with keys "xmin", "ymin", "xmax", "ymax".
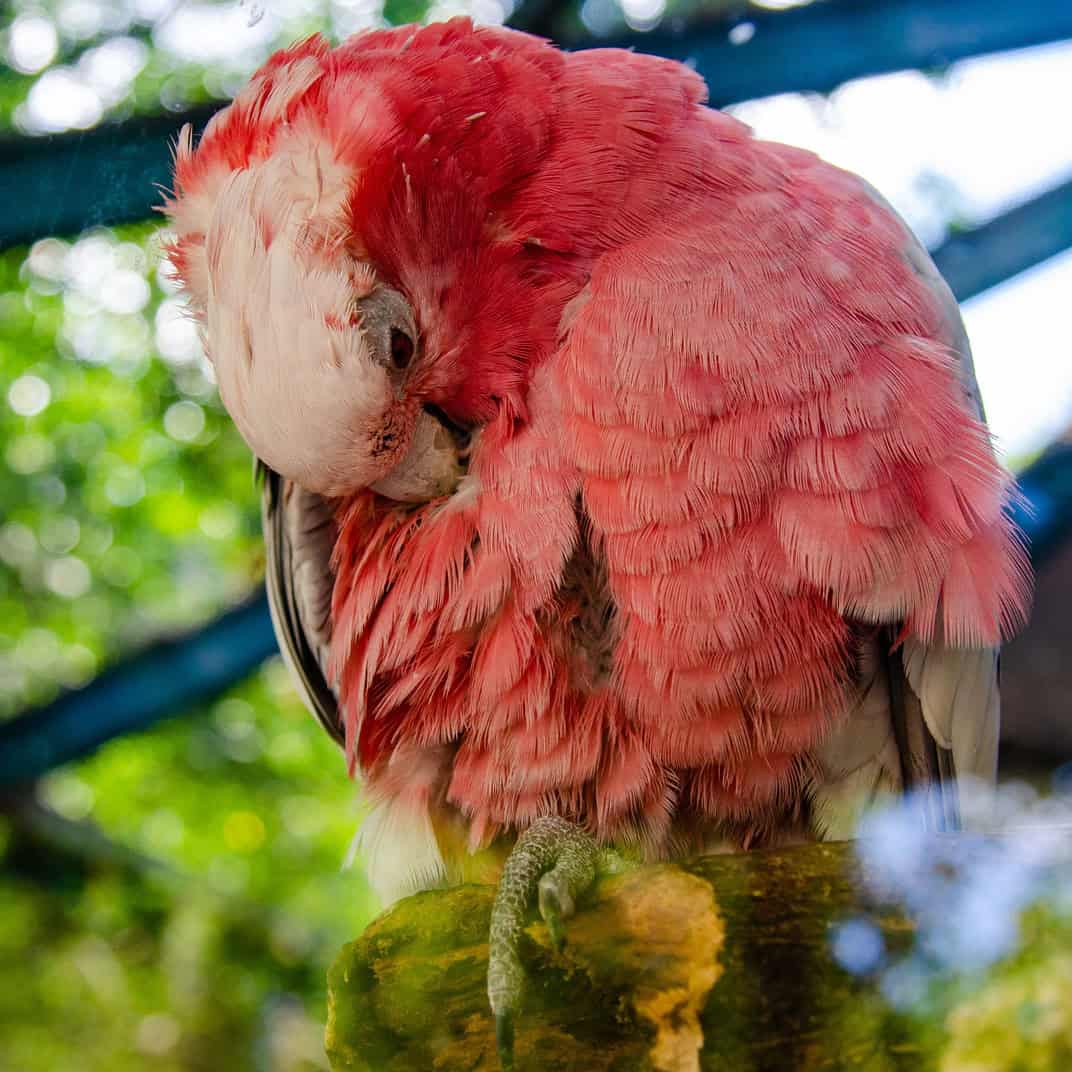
[
  {"xmin": 811, "ymin": 177, "xmax": 1002, "ymax": 837},
  {"xmin": 257, "ymin": 460, "xmax": 343, "ymax": 747},
  {"xmin": 812, "ymin": 631, "xmax": 904, "ymax": 839}
]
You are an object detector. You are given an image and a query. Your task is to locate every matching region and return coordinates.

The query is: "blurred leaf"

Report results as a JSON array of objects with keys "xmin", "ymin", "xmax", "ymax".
[{"xmin": 0, "ymin": 219, "xmax": 378, "ymax": 1068}]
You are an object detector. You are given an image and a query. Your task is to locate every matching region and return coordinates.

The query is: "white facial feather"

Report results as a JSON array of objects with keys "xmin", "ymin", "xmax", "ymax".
[
  {"xmin": 170, "ymin": 88, "xmax": 462, "ymax": 501},
  {"xmin": 347, "ymin": 795, "xmax": 447, "ymax": 906},
  {"xmin": 194, "ymin": 127, "xmax": 409, "ymax": 495}
]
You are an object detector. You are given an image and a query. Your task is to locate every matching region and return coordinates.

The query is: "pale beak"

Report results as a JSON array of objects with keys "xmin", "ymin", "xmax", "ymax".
[{"xmin": 369, "ymin": 407, "xmax": 466, "ymax": 503}]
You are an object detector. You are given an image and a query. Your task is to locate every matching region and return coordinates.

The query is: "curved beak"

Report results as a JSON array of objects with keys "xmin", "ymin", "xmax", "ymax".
[{"xmin": 369, "ymin": 406, "xmax": 468, "ymax": 503}]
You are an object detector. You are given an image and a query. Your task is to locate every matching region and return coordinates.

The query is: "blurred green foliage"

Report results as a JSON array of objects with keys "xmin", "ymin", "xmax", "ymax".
[
  {"xmin": 941, "ymin": 905, "xmax": 1072, "ymax": 1072},
  {"xmin": 0, "ymin": 5, "xmax": 414, "ymax": 1067},
  {"xmin": 0, "ymin": 225, "xmax": 262, "ymax": 715},
  {"xmin": 0, "ymin": 1, "xmax": 339, "ymax": 136},
  {"xmin": 0, "ymin": 225, "xmax": 378, "ymax": 1067}
]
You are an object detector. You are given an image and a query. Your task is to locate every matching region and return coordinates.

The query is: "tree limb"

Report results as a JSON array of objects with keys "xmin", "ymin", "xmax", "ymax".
[{"xmin": 326, "ymin": 842, "xmax": 942, "ymax": 1071}]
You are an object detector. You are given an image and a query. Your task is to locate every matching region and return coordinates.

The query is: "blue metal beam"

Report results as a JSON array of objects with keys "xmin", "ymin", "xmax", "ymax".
[
  {"xmin": 0, "ymin": 592, "xmax": 277, "ymax": 785},
  {"xmin": 932, "ymin": 178, "xmax": 1072, "ymax": 303},
  {"xmin": 1, "ymin": 0, "xmax": 1071, "ymax": 248},
  {"xmin": 0, "ymin": 104, "xmax": 218, "ymax": 251},
  {"xmin": 602, "ymin": 0, "xmax": 1072, "ymax": 108},
  {"xmin": 1010, "ymin": 443, "xmax": 1072, "ymax": 568}
]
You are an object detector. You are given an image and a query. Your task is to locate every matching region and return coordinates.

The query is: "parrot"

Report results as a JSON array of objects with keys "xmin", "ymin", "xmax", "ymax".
[{"xmin": 163, "ymin": 19, "xmax": 1031, "ymax": 1065}]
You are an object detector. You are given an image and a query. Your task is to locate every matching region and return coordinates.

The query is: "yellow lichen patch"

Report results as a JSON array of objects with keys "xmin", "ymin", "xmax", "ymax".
[
  {"xmin": 548, "ymin": 864, "xmax": 724, "ymax": 1072},
  {"xmin": 635, "ymin": 983, "xmax": 710, "ymax": 1072}
]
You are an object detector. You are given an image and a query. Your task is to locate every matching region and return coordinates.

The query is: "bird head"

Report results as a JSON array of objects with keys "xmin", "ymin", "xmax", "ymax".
[
  {"xmin": 164, "ymin": 21, "xmax": 709, "ymax": 500},
  {"xmin": 162, "ymin": 22, "xmax": 565, "ymax": 501},
  {"xmin": 168, "ymin": 127, "xmax": 445, "ymax": 498}
]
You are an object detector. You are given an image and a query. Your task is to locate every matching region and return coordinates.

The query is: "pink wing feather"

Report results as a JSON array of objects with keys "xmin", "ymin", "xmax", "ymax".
[
  {"xmin": 177, "ymin": 27, "xmax": 1032, "ymax": 893},
  {"xmin": 554, "ymin": 133, "xmax": 1028, "ymax": 828},
  {"xmin": 323, "ymin": 46, "xmax": 1029, "ymax": 854}
]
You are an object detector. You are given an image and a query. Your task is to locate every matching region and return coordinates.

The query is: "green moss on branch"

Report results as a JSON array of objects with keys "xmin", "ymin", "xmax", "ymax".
[{"xmin": 326, "ymin": 840, "xmax": 1066, "ymax": 1072}]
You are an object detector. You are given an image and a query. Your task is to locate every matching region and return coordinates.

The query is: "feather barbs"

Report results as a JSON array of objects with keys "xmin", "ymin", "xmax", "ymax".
[{"xmin": 180, "ymin": 22, "xmax": 1030, "ymax": 860}]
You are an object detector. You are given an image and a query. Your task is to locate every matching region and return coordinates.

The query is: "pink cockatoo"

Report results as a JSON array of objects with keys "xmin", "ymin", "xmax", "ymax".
[{"xmin": 164, "ymin": 19, "xmax": 1030, "ymax": 1063}]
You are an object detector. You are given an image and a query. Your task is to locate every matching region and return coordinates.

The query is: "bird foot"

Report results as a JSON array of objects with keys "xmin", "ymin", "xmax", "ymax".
[{"xmin": 487, "ymin": 816, "xmax": 606, "ymax": 1070}]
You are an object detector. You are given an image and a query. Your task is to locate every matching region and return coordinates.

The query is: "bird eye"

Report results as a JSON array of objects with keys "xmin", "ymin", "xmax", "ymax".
[{"xmin": 389, "ymin": 327, "xmax": 414, "ymax": 370}]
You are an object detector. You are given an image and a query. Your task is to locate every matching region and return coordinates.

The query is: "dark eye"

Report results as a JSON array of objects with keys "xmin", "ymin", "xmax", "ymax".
[{"xmin": 389, "ymin": 327, "xmax": 414, "ymax": 370}]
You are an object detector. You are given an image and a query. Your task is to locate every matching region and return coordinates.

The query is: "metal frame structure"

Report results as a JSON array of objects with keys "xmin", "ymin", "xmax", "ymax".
[
  {"xmin": 4, "ymin": 0, "xmax": 1072, "ymax": 249},
  {"xmin": 2, "ymin": 0, "xmax": 1071, "ymax": 785}
]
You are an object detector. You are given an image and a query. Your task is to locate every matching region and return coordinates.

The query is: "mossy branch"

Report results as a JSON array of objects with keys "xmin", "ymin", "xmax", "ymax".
[{"xmin": 326, "ymin": 839, "xmax": 1067, "ymax": 1072}]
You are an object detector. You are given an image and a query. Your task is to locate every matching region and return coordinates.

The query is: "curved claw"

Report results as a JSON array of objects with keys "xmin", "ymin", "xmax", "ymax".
[
  {"xmin": 538, "ymin": 870, "xmax": 576, "ymax": 952},
  {"xmin": 495, "ymin": 1009, "xmax": 515, "ymax": 1071}
]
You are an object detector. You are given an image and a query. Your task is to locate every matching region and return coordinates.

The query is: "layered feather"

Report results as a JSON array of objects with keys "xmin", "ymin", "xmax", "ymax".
[{"xmin": 175, "ymin": 22, "xmax": 1031, "ymax": 880}]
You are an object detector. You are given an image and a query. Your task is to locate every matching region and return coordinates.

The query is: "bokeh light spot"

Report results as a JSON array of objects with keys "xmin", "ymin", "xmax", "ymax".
[
  {"xmin": 104, "ymin": 466, "xmax": 146, "ymax": 508},
  {"xmin": 164, "ymin": 400, "xmax": 206, "ymax": 442},
  {"xmin": 7, "ymin": 374, "xmax": 51, "ymax": 417},
  {"xmin": 56, "ymin": 0, "xmax": 107, "ymax": 40},
  {"xmin": 199, "ymin": 503, "xmax": 239, "ymax": 540},
  {"xmin": 100, "ymin": 270, "xmax": 150, "ymax": 315},
  {"xmin": 224, "ymin": 810, "xmax": 267, "ymax": 853},
  {"xmin": 45, "ymin": 555, "xmax": 92, "ymax": 599},
  {"xmin": 16, "ymin": 627, "xmax": 61, "ymax": 670},
  {"xmin": 0, "ymin": 522, "xmax": 37, "ymax": 567},
  {"xmin": 100, "ymin": 545, "xmax": 142, "ymax": 588},
  {"xmin": 620, "ymin": 0, "xmax": 664, "ymax": 31},
  {"xmin": 729, "ymin": 21, "xmax": 755, "ymax": 46},
  {"xmin": 42, "ymin": 772, "xmax": 95, "ymax": 821},
  {"xmin": 135, "ymin": 1013, "xmax": 181, "ymax": 1056},
  {"xmin": 155, "ymin": 298, "xmax": 204, "ymax": 365},
  {"xmin": 60, "ymin": 644, "xmax": 98, "ymax": 687},
  {"xmin": 40, "ymin": 517, "xmax": 81, "ymax": 555},
  {"xmin": 141, "ymin": 808, "xmax": 186, "ymax": 851},
  {"xmin": 7, "ymin": 15, "xmax": 59, "ymax": 74},
  {"xmin": 831, "ymin": 918, "xmax": 885, "ymax": 975},
  {"xmin": 26, "ymin": 237, "xmax": 69, "ymax": 282},
  {"xmin": 21, "ymin": 68, "xmax": 103, "ymax": 134},
  {"xmin": 6, "ymin": 433, "xmax": 56, "ymax": 474}
]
